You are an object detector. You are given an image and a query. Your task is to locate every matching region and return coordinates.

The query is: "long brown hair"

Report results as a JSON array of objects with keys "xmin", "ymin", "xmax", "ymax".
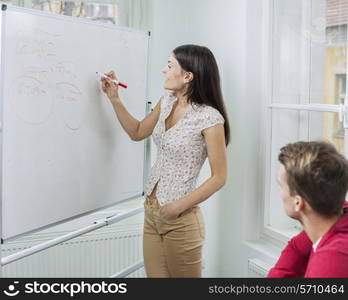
[{"xmin": 173, "ymin": 44, "xmax": 230, "ymax": 145}]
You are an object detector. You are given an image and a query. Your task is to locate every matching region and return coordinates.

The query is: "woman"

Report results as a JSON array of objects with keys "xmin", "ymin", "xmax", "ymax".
[{"xmin": 101, "ymin": 44, "xmax": 230, "ymax": 277}]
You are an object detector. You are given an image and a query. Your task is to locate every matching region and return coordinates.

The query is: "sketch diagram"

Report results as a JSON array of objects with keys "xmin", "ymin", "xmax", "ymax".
[
  {"xmin": 50, "ymin": 61, "xmax": 78, "ymax": 79},
  {"xmin": 120, "ymin": 33, "xmax": 129, "ymax": 49},
  {"xmin": 16, "ymin": 29, "xmax": 61, "ymax": 59},
  {"xmin": 16, "ymin": 38, "xmax": 57, "ymax": 59},
  {"xmin": 111, "ymin": 32, "xmax": 130, "ymax": 52},
  {"xmin": 55, "ymin": 82, "xmax": 83, "ymax": 130},
  {"xmin": 9, "ymin": 70, "xmax": 83, "ymax": 130},
  {"xmin": 21, "ymin": 61, "xmax": 78, "ymax": 85},
  {"xmin": 55, "ymin": 82, "xmax": 82, "ymax": 102},
  {"xmin": 22, "ymin": 66, "xmax": 50, "ymax": 80},
  {"xmin": 10, "ymin": 76, "xmax": 54, "ymax": 125}
]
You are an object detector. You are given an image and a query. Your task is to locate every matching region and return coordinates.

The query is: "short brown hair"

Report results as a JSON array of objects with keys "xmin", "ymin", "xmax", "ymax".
[{"xmin": 278, "ymin": 141, "xmax": 348, "ymax": 216}]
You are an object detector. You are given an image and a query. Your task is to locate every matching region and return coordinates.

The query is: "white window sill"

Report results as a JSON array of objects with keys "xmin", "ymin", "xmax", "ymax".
[
  {"xmin": 243, "ymin": 225, "xmax": 302, "ymax": 272},
  {"xmin": 262, "ymin": 225, "xmax": 301, "ymax": 245}
]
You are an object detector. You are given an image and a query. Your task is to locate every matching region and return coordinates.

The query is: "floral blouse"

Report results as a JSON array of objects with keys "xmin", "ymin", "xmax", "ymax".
[{"xmin": 144, "ymin": 92, "xmax": 225, "ymax": 206}]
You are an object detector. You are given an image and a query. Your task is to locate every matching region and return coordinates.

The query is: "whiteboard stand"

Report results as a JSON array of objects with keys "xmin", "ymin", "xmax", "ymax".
[
  {"xmin": 0, "ymin": 3, "xmax": 7, "ymax": 278},
  {"xmin": 143, "ymin": 29, "xmax": 151, "ymax": 194},
  {"xmin": 1, "ymin": 206, "xmax": 144, "ymax": 266},
  {"xmin": 143, "ymin": 101, "xmax": 152, "ymax": 192},
  {"xmin": 110, "ymin": 260, "xmax": 144, "ymax": 278}
]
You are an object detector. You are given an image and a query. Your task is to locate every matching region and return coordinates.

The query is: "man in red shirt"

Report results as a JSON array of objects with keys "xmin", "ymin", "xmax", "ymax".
[{"xmin": 268, "ymin": 141, "xmax": 348, "ymax": 278}]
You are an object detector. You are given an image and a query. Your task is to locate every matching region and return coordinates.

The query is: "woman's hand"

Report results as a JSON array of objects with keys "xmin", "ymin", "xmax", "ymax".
[
  {"xmin": 160, "ymin": 201, "xmax": 184, "ymax": 221},
  {"xmin": 101, "ymin": 71, "xmax": 120, "ymax": 103}
]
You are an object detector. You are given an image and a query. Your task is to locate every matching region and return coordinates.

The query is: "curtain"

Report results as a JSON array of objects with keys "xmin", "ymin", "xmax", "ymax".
[{"xmin": 124, "ymin": 0, "xmax": 149, "ymax": 30}]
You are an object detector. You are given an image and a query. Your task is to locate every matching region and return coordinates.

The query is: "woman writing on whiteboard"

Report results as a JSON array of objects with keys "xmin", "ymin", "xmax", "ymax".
[{"xmin": 101, "ymin": 44, "xmax": 230, "ymax": 277}]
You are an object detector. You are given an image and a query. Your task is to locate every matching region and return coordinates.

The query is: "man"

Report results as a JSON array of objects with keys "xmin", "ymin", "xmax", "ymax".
[{"xmin": 268, "ymin": 141, "xmax": 348, "ymax": 278}]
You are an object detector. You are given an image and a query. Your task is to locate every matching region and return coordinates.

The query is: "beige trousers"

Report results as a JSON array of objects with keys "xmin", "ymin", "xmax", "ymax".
[{"xmin": 143, "ymin": 194, "xmax": 205, "ymax": 278}]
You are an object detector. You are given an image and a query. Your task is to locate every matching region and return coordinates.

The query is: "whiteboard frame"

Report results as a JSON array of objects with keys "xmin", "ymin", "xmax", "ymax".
[
  {"xmin": 0, "ymin": 3, "xmax": 8, "ymax": 276},
  {"xmin": 0, "ymin": 4, "xmax": 150, "ymax": 242}
]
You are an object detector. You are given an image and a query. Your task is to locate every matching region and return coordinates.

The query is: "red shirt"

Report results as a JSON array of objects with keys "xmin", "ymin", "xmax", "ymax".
[{"xmin": 268, "ymin": 202, "xmax": 348, "ymax": 278}]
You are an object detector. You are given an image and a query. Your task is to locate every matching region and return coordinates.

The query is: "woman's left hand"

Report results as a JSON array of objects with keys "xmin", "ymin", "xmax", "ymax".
[{"xmin": 160, "ymin": 201, "xmax": 182, "ymax": 221}]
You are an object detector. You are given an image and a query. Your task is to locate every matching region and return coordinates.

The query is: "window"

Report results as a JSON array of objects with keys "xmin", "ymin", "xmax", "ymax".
[
  {"xmin": 2, "ymin": 1, "xmax": 119, "ymax": 24},
  {"xmin": 2, "ymin": 1, "xmax": 149, "ymax": 30},
  {"xmin": 263, "ymin": 0, "xmax": 348, "ymax": 240}
]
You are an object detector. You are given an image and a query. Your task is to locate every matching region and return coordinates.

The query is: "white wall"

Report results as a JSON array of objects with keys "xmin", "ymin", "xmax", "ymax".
[{"xmin": 147, "ymin": 0, "xmax": 269, "ymax": 277}]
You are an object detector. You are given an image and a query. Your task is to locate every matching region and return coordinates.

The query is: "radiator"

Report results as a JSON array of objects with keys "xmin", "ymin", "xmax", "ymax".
[
  {"xmin": 1, "ymin": 224, "xmax": 146, "ymax": 278},
  {"xmin": 247, "ymin": 258, "xmax": 271, "ymax": 278}
]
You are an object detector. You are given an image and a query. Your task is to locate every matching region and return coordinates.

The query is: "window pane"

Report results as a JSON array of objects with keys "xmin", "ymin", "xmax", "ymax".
[
  {"xmin": 15, "ymin": 1, "xmax": 150, "ymax": 30},
  {"xmin": 311, "ymin": 0, "xmax": 347, "ymax": 104},
  {"xmin": 269, "ymin": 109, "xmax": 343, "ymax": 230},
  {"xmin": 268, "ymin": 109, "xmax": 304, "ymax": 230},
  {"xmin": 272, "ymin": 0, "xmax": 304, "ymax": 104},
  {"xmin": 273, "ymin": 0, "xmax": 348, "ymax": 105},
  {"xmin": 309, "ymin": 111, "xmax": 345, "ymax": 154},
  {"xmin": 268, "ymin": 0, "xmax": 348, "ymax": 236},
  {"xmin": 17, "ymin": 1, "xmax": 119, "ymax": 24},
  {"xmin": 309, "ymin": 0, "xmax": 326, "ymax": 103}
]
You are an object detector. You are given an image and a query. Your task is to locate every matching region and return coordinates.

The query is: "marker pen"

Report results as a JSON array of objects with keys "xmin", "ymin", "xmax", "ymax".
[{"xmin": 96, "ymin": 72, "xmax": 128, "ymax": 88}]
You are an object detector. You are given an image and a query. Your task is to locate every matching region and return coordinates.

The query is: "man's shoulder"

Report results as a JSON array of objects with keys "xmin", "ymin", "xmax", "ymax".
[{"xmin": 319, "ymin": 232, "xmax": 348, "ymax": 253}]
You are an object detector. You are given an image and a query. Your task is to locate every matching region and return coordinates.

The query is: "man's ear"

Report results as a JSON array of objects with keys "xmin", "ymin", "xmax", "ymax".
[
  {"xmin": 184, "ymin": 72, "xmax": 194, "ymax": 83},
  {"xmin": 293, "ymin": 195, "xmax": 304, "ymax": 212}
]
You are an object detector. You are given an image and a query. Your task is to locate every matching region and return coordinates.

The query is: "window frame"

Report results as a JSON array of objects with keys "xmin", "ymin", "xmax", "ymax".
[{"xmin": 260, "ymin": 0, "xmax": 348, "ymax": 244}]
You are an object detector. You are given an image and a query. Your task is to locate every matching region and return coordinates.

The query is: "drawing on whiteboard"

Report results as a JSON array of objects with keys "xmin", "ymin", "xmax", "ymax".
[
  {"xmin": 61, "ymin": 101, "xmax": 82, "ymax": 131},
  {"xmin": 10, "ymin": 76, "xmax": 54, "ymax": 125},
  {"xmin": 55, "ymin": 82, "xmax": 82, "ymax": 102},
  {"xmin": 117, "ymin": 32, "xmax": 130, "ymax": 50},
  {"xmin": 22, "ymin": 66, "xmax": 50, "ymax": 80},
  {"xmin": 55, "ymin": 82, "xmax": 82, "ymax": 131},
  {"xmin": 16, "ymin": 28, "xmax": 60, "ymax": 59},
  {"xmin": 34, "ymin": 28, "xmax": 61, "ymax": 39},
  {"xmin": 16, "ymin": 39, "xmax": 57, "ymax": 59},
  {"xmin": 22, "ymin": 61, "xmax": 77, "ymax": 81},
  {"xmin": 51, "ymin": 61, "xmax": 77, "ymax": 79}
]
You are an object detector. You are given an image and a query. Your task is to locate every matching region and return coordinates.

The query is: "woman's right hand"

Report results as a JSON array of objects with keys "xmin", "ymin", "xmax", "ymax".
[{"xmin": 101, "ymin": 71, "xmax": 120, "ymax": 103}]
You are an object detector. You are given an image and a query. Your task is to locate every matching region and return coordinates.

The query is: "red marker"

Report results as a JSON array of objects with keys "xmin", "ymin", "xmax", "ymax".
[{"xmin": 96, "ymin": 72, "xmax": 128, "ymax": 88}]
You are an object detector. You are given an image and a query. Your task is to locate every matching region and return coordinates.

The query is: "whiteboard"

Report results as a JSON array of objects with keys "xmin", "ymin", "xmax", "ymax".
[{"xmin": 0, "ymin": 5, "xmax": 148, "ymax": 240}]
